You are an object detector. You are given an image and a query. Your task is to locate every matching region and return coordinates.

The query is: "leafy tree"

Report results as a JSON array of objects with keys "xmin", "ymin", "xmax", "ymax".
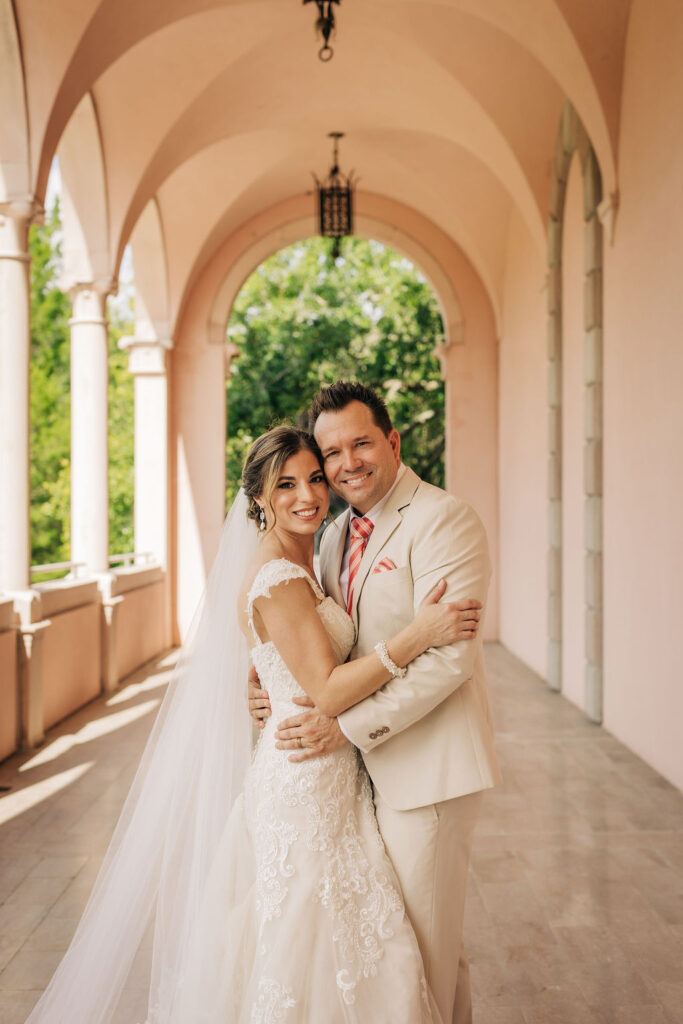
[
  {"xmin": 29, "ymin": 203, "xmax": 72, "ymax": 566},
  {"xmin": 107, "ymin": 303, "xmax": 134, "ymax": 557},
  {"xmin": 226, "ymin": 238, "xmax": 445, "ymax": 507},
  {"xmin": 29, "ymin": 202, "xmax": 134, "ymax": 570}
]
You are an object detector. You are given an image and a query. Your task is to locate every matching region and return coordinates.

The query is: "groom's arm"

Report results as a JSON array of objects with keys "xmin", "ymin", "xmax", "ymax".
[{"xmin": 337, "ymin": 497, "xmax": 490, "ymax": 753}]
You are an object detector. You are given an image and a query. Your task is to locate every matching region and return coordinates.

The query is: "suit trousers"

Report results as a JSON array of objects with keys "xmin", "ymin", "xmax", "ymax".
[{"xmin": 374, "ymin": 788, "xmax": 483, "ymax": 1024}]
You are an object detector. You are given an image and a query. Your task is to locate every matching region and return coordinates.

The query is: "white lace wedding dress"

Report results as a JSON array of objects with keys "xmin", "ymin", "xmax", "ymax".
[{"xmin": 169, "ymin": 558, "xmax": 438, "ymax": 1023}]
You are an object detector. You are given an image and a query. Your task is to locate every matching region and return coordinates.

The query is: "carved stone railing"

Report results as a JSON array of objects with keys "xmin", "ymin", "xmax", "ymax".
[{"xmin": 0, "ymin": 556, "xmax": 170, "ymax": 763}]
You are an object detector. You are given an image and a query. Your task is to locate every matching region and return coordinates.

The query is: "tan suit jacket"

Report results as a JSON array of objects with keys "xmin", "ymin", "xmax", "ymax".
[{"xmin": 320, "ymin": 467, "xmax": 502, "ymax": 811}]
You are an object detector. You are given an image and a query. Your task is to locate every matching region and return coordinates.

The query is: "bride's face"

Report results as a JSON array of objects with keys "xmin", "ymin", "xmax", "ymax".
[{"xmin": 262, "ymin": 449, "xmax": 329, "ymax": 536}]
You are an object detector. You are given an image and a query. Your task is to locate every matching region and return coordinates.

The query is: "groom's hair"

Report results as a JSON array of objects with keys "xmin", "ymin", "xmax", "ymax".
[{"xmin": 308, "ymin": 381, "xmax": 393, "ymax": 436}]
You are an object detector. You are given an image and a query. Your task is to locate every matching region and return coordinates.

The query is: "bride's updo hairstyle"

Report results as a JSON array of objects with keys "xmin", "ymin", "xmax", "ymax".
[{"xmin": 242, "ymin": 425, "xmax": 325, "ymax": 532}]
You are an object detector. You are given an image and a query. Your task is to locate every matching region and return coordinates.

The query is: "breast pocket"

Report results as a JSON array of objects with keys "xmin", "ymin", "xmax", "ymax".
[
  {"xmin": 364, "ymin": 566, "xmax": 414, "ymax": 622},
  {"xmin": 370, "ymin": 565, "xmax": 411, "ymax": 587}
]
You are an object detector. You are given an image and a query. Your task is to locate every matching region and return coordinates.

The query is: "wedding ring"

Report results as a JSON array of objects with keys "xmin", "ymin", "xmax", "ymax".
[{"xmin": 297, "ymin": 737, "xmax": 303, "ymax": 749}]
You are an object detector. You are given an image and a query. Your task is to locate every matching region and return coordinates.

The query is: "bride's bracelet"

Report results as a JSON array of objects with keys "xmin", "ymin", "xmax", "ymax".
[{"xmin": 374, "ymin": 640, "xmax": 408, "ymax": 679}]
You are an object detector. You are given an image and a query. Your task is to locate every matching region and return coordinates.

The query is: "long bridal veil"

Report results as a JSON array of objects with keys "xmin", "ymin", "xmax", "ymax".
[{"xmin": 26, "ymin": 490, "xmax": 258, "ymax": 1024}]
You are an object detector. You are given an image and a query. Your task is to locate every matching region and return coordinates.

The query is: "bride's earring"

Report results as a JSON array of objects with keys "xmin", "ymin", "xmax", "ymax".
[{"xmin": 259, "ymin": 508, "xmax": 266, "ymax": 531}]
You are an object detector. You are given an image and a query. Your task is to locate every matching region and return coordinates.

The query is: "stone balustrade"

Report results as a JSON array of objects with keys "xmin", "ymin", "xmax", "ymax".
[{"xmin": 0, "ymin": 565, "xmax": 170, "ymax": 763}]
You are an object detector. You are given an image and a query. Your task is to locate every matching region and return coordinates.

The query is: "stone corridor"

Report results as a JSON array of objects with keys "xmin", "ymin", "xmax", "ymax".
[{"xmin": 0, "ymin": 644, "xmax": 681, "ymax": 1023}]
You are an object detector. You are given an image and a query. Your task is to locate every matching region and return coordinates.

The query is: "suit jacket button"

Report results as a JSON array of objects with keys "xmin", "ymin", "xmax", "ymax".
[
  {"xmin": 384, "ymin": 727, "xmax": 390, "ymax": 734},
  {"xmin": 369, "ymin": 731, "xmax": 377, "ymax": 740}
]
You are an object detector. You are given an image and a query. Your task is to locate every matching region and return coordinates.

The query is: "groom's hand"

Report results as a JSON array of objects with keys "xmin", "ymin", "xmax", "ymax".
[
  {"xmin": 275, "ymin": 696, "xmax": 350, "ymax": 762},
  {"xmin": 247, "ymin": 666, "xmax": 271, "ymax": 729}
]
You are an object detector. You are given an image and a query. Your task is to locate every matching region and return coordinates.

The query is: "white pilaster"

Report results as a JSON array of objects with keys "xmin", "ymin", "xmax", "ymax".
[
  {"xmin": 69, "ymin": 282, "xmax": 112, "ymax": 574},
  {"xmin": 118, "ymin": 337, "xmax": 172, "ymax": 568},
  {"xmin": 0, "ymin": 200, "xmax": 35, "ymax": 592}
]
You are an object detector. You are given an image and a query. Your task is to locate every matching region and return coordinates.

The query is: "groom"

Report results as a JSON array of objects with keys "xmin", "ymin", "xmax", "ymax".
[{"xmin": 249, "ymin": 381, "xmax": 501, "ymax": 1023}]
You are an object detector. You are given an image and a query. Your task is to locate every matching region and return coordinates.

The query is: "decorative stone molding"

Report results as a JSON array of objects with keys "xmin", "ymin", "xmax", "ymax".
[
  {"xmin": 223, "ymin": 341, "xmax": 241, "ymax": 379},
  {"xmin": 546, "ymin": 101, "xmax": 604, "ymax": 722},
  {"xmin": 101, "ymin": 595, "xmax": 124, "ymax": 693},
  {"xmin": 597, "ymin": 191, "xmax": 619, "ymax": 246},
  {"xmin": 119, "ymin": 336, "xmax": 173, "ymax": 376},
  {"xmin": 432, "ymin": 321, "xmax": 465, "ymax": 378},
  {"xmin": 0, "ymin": 200, "xmax": 36, "ymax": 263},
  {"xmin": 17, "ymin": 619, "xmax": 51, "ymax": 749},
  {"xmin": 68, "ymin": 280, "xmax": 113, "ymax": 326}
]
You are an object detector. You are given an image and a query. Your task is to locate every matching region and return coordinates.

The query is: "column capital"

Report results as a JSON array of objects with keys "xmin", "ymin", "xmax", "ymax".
[
  {"xmin": 0, "ymin": 196, "xmax": 41, "ymax": 223},
  {"xmin": 118, "ymin": 336, "xmax": 173, "ymax": 375},
  {"xmin": 0, "ymin": 196, "xmax": 42, "ymax": 261},
  {"xmin": 68, "ymin": 280, "xmax": 115, "ymax": 326}
]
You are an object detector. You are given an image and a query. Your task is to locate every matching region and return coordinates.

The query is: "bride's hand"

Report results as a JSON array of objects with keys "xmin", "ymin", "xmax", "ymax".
[{"xmin": 413, "ymin": 580, "xmax": 482, "ymax": 648}]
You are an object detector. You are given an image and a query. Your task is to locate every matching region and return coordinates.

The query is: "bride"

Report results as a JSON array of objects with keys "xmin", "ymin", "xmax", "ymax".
[{"xmin": 26, "ymin": 425, "xmax": 473, "ymax": 1024}]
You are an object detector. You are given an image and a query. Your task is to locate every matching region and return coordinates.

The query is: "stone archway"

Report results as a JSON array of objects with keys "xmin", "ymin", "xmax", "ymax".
[
  {"xmin": 171, "ymin": 195, "xmax": 499, "ymax": 640},
  {"xmin": 546, "ymin": 101, "xmax": 605, "ymax": 722}
]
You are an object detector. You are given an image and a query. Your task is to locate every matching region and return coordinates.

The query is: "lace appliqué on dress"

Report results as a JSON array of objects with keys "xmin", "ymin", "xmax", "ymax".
[
  {"xmin": 244, "ymin": 557, "xmax": 426, "ymax": 1018},
  {"xmin": 251, "ymin": 977, "xmax": 296, "ymax": 1024},
  {"xmin": 246, "ymin": 558, "xmax": 325, "ymax": 640}
]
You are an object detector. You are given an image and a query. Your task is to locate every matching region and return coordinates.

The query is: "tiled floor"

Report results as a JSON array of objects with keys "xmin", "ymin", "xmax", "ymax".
[{"xmin": 0, "ymin": 644, "xmax": 681, "ymax": 1023}]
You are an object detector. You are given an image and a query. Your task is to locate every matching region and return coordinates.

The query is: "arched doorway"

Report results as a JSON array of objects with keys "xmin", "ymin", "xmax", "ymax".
[
  {"xmin": 224, "ymin": 236, "xmax": 447, "ymax": 510},
  {"xmin": 170, "ymin": 197, "xmax": 499, "ymax": 642}
]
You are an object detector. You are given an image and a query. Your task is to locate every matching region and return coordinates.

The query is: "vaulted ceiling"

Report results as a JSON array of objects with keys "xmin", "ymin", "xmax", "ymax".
[{"xmin": 1, "ymin": 0, "xmax": 632, "ymax": 329}]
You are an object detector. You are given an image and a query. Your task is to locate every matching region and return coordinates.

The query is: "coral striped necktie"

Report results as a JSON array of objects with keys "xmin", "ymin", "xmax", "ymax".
[{"xmin": 347, "ymin": 516, "xmax": 374, "ymax": 615}]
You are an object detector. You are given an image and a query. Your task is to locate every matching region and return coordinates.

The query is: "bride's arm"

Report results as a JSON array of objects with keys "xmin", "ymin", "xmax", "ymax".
[{"xmin": 253, "ymin": 577, "xmax": 460, "ymax": 718}]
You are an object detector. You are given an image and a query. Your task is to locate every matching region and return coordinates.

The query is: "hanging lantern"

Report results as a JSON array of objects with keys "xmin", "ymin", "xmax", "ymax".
[
  {"xmin": 303, "ymin": 0, "xmax": 340, "ymax": 62},
  {"xmin": 313, "ymin": 132, "xmax": 355, "ymax": 260}
]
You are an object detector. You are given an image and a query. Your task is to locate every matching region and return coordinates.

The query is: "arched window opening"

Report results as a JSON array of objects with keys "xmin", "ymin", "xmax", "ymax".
[{"xmin": 28, "ymin": 159, "xmax": 135, "ymax": 580}]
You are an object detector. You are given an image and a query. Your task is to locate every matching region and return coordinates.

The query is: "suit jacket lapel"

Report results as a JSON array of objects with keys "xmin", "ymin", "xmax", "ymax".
[
  {"xmin": 351, "ymin": 467, "xmax": 421, "ymax": 630},
  {"xmin": 322, "ymin": 507, "xmax": 349, "ymax": 609}
]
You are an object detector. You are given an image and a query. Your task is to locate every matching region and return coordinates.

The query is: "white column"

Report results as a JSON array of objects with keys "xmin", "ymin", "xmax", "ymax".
[
  {"xmin": 1, "ymin": 200, "xmax": 48, "ymax": 748},
  {"xmin": 0, "ymin": 200, "xmax": 34, "ymax": 592},
  {"xmin": 118, "ymin": 337, "xmax": 172, "ymax": 568},
  {"xmin": 69, "ymin": 282, "xmax": 111, "ymax": 574}
]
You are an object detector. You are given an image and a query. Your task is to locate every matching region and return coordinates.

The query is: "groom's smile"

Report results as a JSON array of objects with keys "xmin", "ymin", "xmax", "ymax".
[
  {"xmin": 341, "ymin": 468, "xmax": 374, "ymax": 488},
  {"xmin": 314, "ymin": 400, "xmax": 401, "ymax": 514}
]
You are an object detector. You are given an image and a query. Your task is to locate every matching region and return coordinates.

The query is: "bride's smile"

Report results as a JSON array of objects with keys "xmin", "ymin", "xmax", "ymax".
[{"xmin": 262, "ymin": 449, "xmax": 329, "ymax": 536}]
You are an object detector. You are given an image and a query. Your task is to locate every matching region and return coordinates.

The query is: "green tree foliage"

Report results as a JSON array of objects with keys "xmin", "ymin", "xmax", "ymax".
[
  {"xmin": 226, "ymin": 238, "xmax": 445, "ymax": 507},
  {"xmin": 29, "ymin": 204, "xmax": 72, "ymax": 566},
  {"xmin": 29, "ymin": 202, "xmax": 134, "ymax": 569},
  {"xmin": 107, "ymin": 304, "xmax": 135, "ymax": 558}
]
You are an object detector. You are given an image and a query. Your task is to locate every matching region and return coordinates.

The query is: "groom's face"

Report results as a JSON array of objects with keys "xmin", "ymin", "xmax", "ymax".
[{"xmin": 314, "ymin": 400, "xmax": 401, "ymax": 514}]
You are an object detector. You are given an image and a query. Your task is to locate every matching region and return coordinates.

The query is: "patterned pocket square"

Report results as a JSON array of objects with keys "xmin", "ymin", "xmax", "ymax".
[{"xmin": 373, "ymin": 558, "xmax": 397, "ymax": 574}]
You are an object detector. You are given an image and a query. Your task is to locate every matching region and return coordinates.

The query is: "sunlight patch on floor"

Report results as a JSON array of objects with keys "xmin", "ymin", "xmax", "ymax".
[
  {"xmin": 18, "ymin": 701, "xmax": 161, "ymax": 773},
  {"xmin": 0, "ymin": 763, "xmax": 94, "ymax": 825}
]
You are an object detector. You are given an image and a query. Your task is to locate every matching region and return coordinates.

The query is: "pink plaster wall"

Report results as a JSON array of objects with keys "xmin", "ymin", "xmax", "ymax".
[
  {"xmin": 437, "ymin": 289, "xmax": 498, "ymax": 638},
  {"xmin": 42, "ymin": 603, "xmax": 101, "ymax": 730},
  {"xmin": 116, "ymin": 580, "xmax": 167, "ymax": 681},
  {"xmin": 561, "ymin": 156, "xmax": 586, "ymax": 710},
  {"xmin": 602, "ymin": 0, "xmax": 683, "ymax": 790},
  {"xmin": 497, "ymin": 208, "xmax": 547, "ymax": 677},
  {"xmin": 0, "ymin": 631, "xmax": 18, "ymax": 761}
]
